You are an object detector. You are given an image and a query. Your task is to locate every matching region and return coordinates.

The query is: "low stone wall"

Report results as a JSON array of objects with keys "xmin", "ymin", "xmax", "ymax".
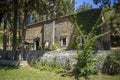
[
  {"xmin": 0, "ymin": 50, "xmax": 110, "ymax": 67},
  {"xmin": 32, "ymin": 50, "xmax": 110, "ymax": 68},
  {"xmin": 40, "ymin": 50, "xmax": 77, "ymax": 66},
  {"xmin": 23, "ymin": 50, "xmax": 110, "ymax": 67}
]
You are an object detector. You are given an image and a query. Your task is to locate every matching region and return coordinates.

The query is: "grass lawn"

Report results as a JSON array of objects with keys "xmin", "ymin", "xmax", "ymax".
[
  {"xmin": 0, "ymin": 66, "xmax": 74, "ymax": 80},
  {"xmin": 0, "ymin": 66, "xmax": 120, "ymax": 80}
]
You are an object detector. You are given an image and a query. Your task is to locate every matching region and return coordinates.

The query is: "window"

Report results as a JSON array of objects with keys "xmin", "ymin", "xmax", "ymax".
[
  {"xmin": 63, "ymin": 38, "xmax": 66, "ymax": 46},
  {"xmin": 61, "ymin": 37, "xmax": 67, "ymax": 46}
]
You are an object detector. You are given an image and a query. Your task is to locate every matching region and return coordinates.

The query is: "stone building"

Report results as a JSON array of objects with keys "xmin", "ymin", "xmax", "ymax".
[
  {"xmin": 25, "ymin": 17, "xmax": 74, "ymax": 50},
  {"xmin": 25, "ymin": 9, "xmax": 111, "ymax": 50}
]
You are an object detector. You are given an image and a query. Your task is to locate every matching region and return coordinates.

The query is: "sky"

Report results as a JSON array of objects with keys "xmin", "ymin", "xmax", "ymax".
[{"xmin": 75, "ymin": 0, "xmax": 99, "ymax": 10}]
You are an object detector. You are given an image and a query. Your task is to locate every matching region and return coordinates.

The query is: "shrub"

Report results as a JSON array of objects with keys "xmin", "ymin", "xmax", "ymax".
[
  {"xmin": 64, "ymin": 58, "xmax": 72, "ymax": 70},
  {"xmin": 49, "ymin": 43, "xmax": 58, "ymax": 50},
  {"xmin": 73, "ymin": 24, "xmax": 109, "ymax": 79},
  {"xmin": 69, "ymin": 41, "xmax": 78, "ymax": 50},
  {"xmin": 37, "ymin": 45, "xmax": 42, "ymax": 50},
  {"xmin": 72, "ymin": 16, "xmax": 109, "ymax": 79},
  {"xmin": 102, "ymin": 50, "xmax": 120, "ymax": 75},
  {"xmin": 33, "ymin": 60, "xmax": 62, "ymax": 71},
  {"xmin": 74, "ymin": 48, "xmax": 99, "ymax": 79}
]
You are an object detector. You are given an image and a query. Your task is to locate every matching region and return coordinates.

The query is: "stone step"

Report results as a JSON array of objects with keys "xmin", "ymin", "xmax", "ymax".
[{"xmin": 19, "ymin": 61, "xmax": 30, "ymax": 67}]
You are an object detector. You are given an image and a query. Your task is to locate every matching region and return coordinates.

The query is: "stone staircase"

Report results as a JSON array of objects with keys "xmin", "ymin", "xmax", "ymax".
[{"xmin": 19, "ymin": 61, "xmax": 30, "ymax": 67}]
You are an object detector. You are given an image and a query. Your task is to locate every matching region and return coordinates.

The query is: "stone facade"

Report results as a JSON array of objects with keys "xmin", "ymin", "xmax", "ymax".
[
  {"xmin": 25, "ymin": 12, "xmax": 110, "ymax": 50},
  {"xmin": 25, "ymin": 23, "xmax": 43, "ymax": 50},
  {"xmin": 55, "ymin": 18, "xmax": 74, "ymax": 48},
  {"xmin": 25, "ymin": 17, "xmax": 74, "ymax": 50},
  {"xmin": 26, "ymin": 23, "xmax": 43, "ymax": 42}
]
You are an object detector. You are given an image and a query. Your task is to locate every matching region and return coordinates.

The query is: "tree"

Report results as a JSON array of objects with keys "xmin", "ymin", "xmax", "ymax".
[
  {"xmin": 93, "ymin": 0, "xmax": 120, "ymax": 12},
  {"xmin": 101, "ymin": 6, "xmax": 120, "ymax": 47},
  {"xmin": 0, "ymin": 0, "xmax": 75, "ymax": 60},
  {"xmin": 76, "ymin": 2, "xmax": 92, "ymax": 12},
  {"xmin": 30, "ymin": 0, "xmax": 75, "ymax": 23},
  {"xmin": 12, "ymin": 0, "xmax": 18, "ymax": 59},
  {"xmin": 0, "ymin": 0, "xmax": 19, "ymax": 59},
  {"xmin": 93, "ymin": 0, "xmax": 120, "ymax": 47},
  {"xmin": 0, "ymin": 0, "xmax": 10, "ymax": 58},
  {"xmin": 19, "ymin": 0, "xmax": 35, "ymax": 60},
  {"xmin": 93, "ymin": 0, "xmax": 111, "ymax": 7}
]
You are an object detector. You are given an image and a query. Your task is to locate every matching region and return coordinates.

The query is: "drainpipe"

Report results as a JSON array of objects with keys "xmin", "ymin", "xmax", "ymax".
[{"xmin": 52, "ymin": 4, "xmax": 56, "ymax": 45}]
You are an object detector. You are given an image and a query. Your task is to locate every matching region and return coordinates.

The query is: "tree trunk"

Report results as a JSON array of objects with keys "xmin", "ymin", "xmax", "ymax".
[
  {"xmin": 2, "ymin": 13, "xmax": 7, "ymax": 59},
  {"xmin": 20, "ymin": 6, "xmax": 28, "ymax": 60},
  {"xmin": 8, "ymin": 32, "xmax": 12, "ymax": 49},
  {"xmin": 18, "ymin": 15, "xmax": 21, "ymax": 44},
  {"xmin": 101, "ymin": 11, "xmax": 111, "ymax": 50},
  {"xmin": 12, "ymin": 0, "xmax": 18, "ymax": 60}
]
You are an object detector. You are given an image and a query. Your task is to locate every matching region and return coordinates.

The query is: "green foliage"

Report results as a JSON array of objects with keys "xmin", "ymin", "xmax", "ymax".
[
  {"xmin": 0, "ymin": 33, "xmax": 3, "ymax": 44},
  {"xmin": 31, "ymin": 0, "xmax": 75, "ymax": 23},
  {"xmin": 102, "ymin": 50, "xmax": 120, "ymax": 75},
  {"xmin": 101, "ymin": 6, "xmax": 120, "ymax": 47},
  {"xmin": 0, "ymin": 23, "xmax": 3, "ymax": 31},
  {"xmin": 69, "ymin": 40, "xmax": 78, "ymax": 49},
  {"xmin": 76, "ymin": 2, "xmax": 92, "ymax": 12},
  {"xmin": 34, "ymin": 60, "xmax": 62, "ymax": 71},
  {"xmin": 74, "ymin": 37, "xmax": 98, "ymax": 78},
  {"xmin": 64, "ymin": 58, "xmax": 72, "ymax": 70},
  {"xmin": 75, "ymin": 50, "xmax": 98, "ymax": 77},
  {"xmin": 74, "ymin": 28, "xmax": 109, "ymax": 79},
  {"xmin": 72, "ymin": 12, "xmax": 110, "ymax": 79},
  {"xmin": 93, "ymin": 0, "xmax": 120, "ymax": 9},
  {"xmin": 37, "ymin": 45, "xmax": 42, "ymax": 50},
  {"xmin": 49, "ymin": 43, "xmax": 59, "ymax": 50},
  {"xmin": 76, "ymin": 9, "xmax": 102, "ymax": 33}
]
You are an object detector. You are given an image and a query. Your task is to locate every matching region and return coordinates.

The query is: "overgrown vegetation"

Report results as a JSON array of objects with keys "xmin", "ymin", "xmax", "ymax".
[
  {"xmin": 69, "ymin": 37, "xmax": 78, "ymax": 49},
  {"xmin": 102, "ymin": 50, "xmax": 120, "ymax": 75},
  {"xmin": 71, "ymin": 8, "xmax": 110, "ymax": 79},
  {"xmin": 102, "ymin": 6, "xmax": 120, "ymax": 47},
  {"xmin": 74, "ymin": 25, "xmax": 109, "ymax": 80},
  {"xmin": 33, "ymin": 56, "xmax": 75, "ymax": 74},
  {"xmin": 76, "ymin": 9, "xmax": 102, "ymax": 32},
  {"xmin": 33, "ymin": 60, "xmax": 65, "ymax": 74}
]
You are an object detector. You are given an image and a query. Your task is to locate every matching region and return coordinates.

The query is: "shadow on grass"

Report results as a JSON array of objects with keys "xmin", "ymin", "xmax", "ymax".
[
  {"xmin": 60, "ymin": 69, "xmax": 100, "ymax": 80},
  {"xmin": 0, "ymin": 65, "xmax": 19, "ymax": 71}
]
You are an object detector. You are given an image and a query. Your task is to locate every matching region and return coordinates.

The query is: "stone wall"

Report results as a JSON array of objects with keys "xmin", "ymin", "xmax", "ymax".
[
  {"xmin": 55, "ymin": 18, "xmax": 74, "ymax": 48},
  {"xmin": 0, "ymin": 50, "xmax": 110, "ymax": 67},
  {"xmin": 22, "ymin": 50, "xmax": 110, "ymax": 67},
  {"xmin": 43, "ymin": 21, "xmax": 53, "ymax": 45},
  {"xmin": 36, "ymin": 50, "xmax": 110, "ymax": 67},
  {"xmin": 25, "ymin": 23, "xmax": 43, "ymax": 44},
  {"xmin": 40, "ymin": 50, "xmax": 77, "ymax": 66}
]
